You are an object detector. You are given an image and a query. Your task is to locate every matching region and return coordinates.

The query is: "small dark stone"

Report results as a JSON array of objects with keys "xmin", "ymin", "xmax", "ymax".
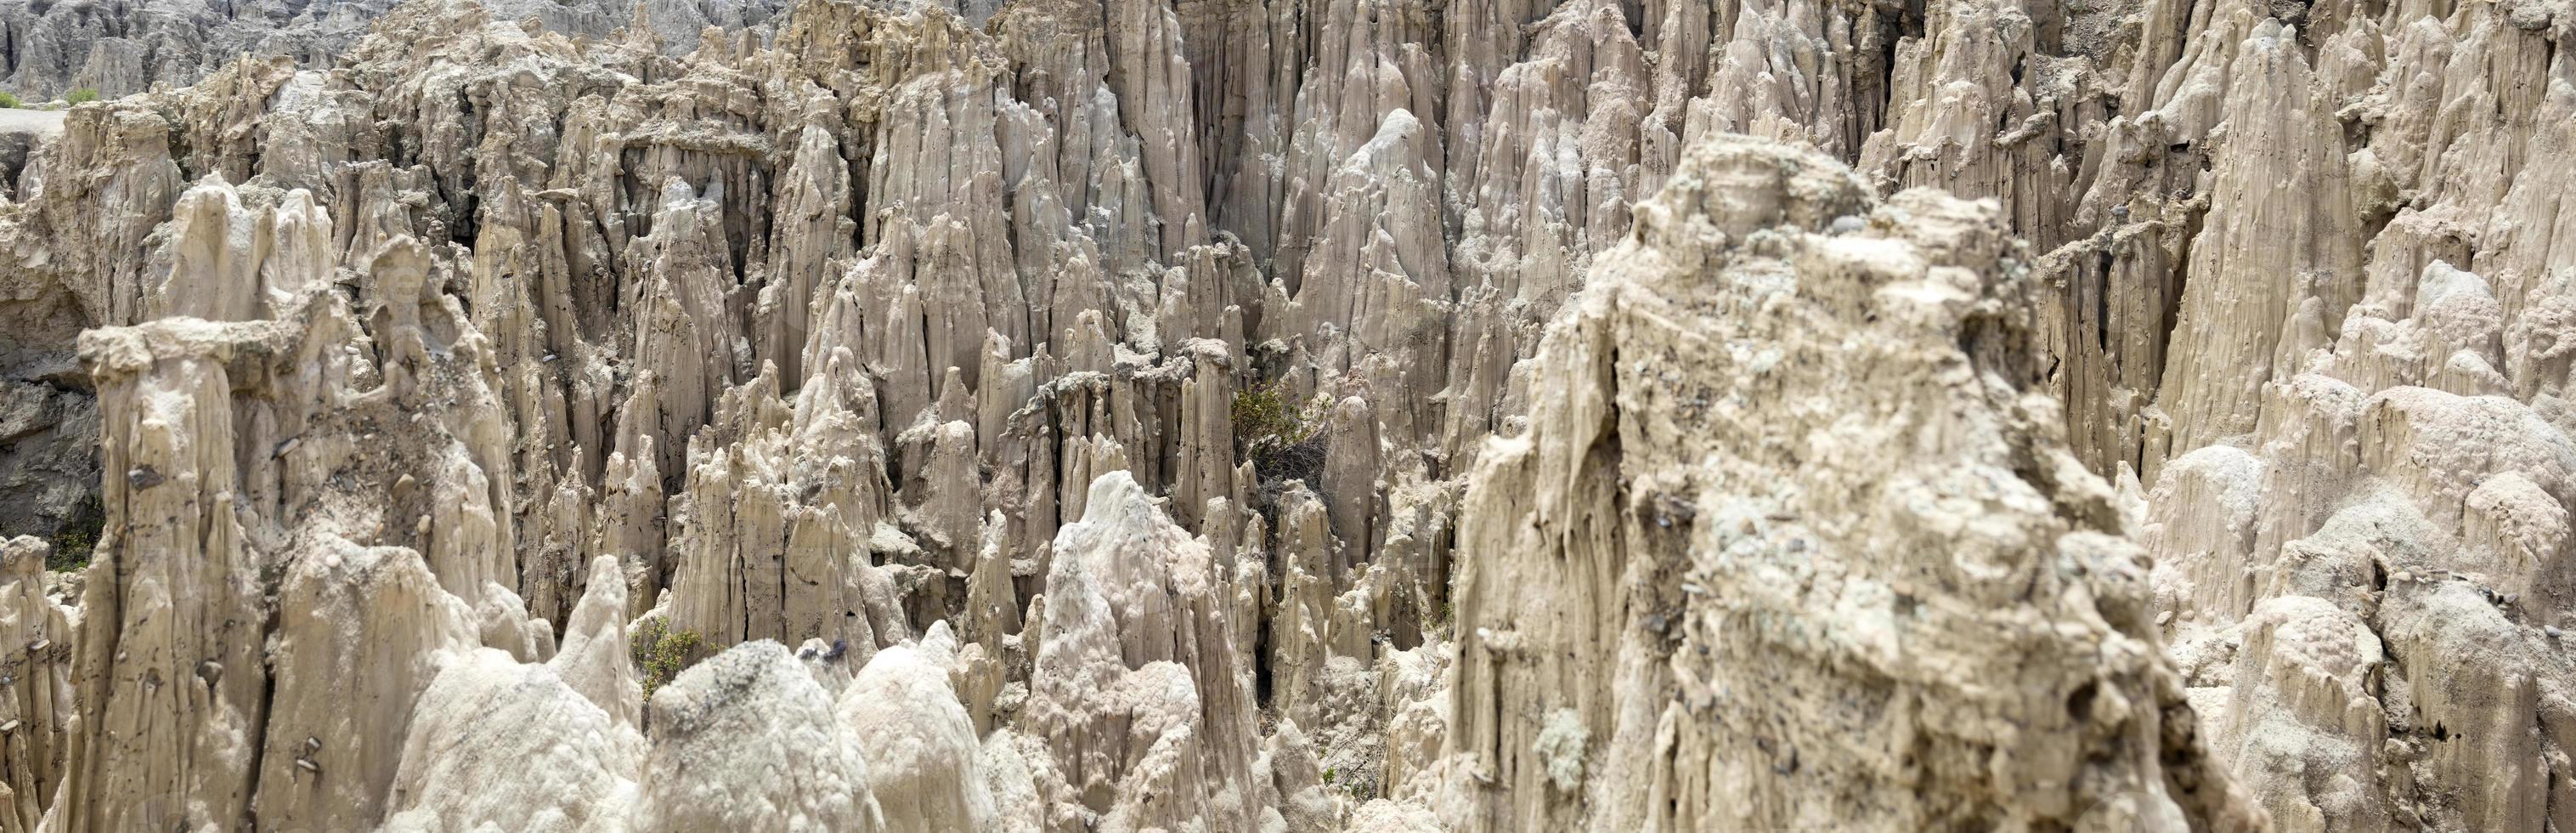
[
  {"xmin": 127, "ymin": 466, "xmax": 165, "ymax": 490},
  {"xmin": 824, "ymin": 638, "xmax": 850, "ymax": 662}
]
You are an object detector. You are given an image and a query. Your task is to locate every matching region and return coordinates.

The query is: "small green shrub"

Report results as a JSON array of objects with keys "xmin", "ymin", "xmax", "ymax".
[
  {"xmin": 0, "ymin": 93, "xmax": 21, "ymax": 110},
  {"xmin": 630, "ymin": 617, "xmax": 703, "ymax": 706},
  {"xmin": 65, "ymin": 88, "xmax": 99, "ymax": 105},
  {"xmin": 45, "ymin": 494, "xmax": 104, "ymax": 572},
  {"xmin": 46, "ymin": 529, "xmax": 94, "ymax": 571},
  {"xmin": 1232, "ymin": 380, "xmax": 1326, "ymax": 484},
  {"xmin": 1320, "ymin": 765, "xmax": 1375, "ymax": 801}
]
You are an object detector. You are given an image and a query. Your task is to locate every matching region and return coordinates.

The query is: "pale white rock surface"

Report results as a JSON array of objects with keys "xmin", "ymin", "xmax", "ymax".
[
  {"xmin": 382, "ymin": 649, "xmax": 647, "ymax": 833},
  {"xmin": 637, "ymin": 640, "xmax": 886, "ymax": 832},
  {"xmin": 840, "ymin": 640, "xmax": 997, "ymax": 832}
]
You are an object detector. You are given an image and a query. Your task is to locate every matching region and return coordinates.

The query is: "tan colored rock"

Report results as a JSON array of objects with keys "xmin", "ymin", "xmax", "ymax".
[
  {"xmin": 54, "ymin": 316, "xmax": 284, "ymax": 832},
  {"xmin": 1442, "ymin": 135, "xmax": 2262, "ymax": 832},
  {"xmin": 0, "ymin": 538, "xmax": 73, "ymax": 833},
  {"xmin": 253, "ymin": 536, "xmax": 475, "ymax": 830},
  {"xmin": 1020, "ymin": 470, "xmax": 1264, "ymax": 831},
  {"xmin": 4, "ymin": 0, "xmax": 2571, "ymax": 830}
]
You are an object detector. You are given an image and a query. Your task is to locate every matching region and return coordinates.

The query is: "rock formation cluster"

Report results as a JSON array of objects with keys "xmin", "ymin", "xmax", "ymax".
[
  {"xmin": 0, "ymin": 0, "xmax": 794, "ymax": 99},
  {"xmin": 0, "ymin": 0, "xmax": 2565, "ymax": 830}
]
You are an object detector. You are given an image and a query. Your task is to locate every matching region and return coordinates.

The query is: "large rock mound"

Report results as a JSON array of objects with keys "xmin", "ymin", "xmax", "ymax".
[{"xmin": 1434, "ymin": 135, "xmax": 2266, "ymax": 832}]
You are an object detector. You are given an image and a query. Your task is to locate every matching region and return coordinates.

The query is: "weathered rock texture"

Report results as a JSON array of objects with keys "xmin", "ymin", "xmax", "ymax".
[
  {"xmin": 0, "ymin": 0, "xmax": 2561, "ymax": 829},
  {"xmin": 1438, "ymin": 134, "xmax": 2262, "ymax": 832},
  {"xmin": 0, "ymin": 0, "xmax": 793, "ymax": 99}
]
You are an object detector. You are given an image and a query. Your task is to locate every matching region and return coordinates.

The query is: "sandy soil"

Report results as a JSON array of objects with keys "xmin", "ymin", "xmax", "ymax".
[{"xmin": 0, "ymin": 108, "xmax": 65, "ymax": 139}]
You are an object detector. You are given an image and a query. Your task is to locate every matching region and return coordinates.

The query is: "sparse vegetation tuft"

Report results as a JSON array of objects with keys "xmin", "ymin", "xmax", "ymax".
[
  {"xmin": 46, "ymin": 494, "xmax": 104, "ymax": 572},
  {"xmin": 0, "ymin": 93, "xmax": 20, "ymax": 110},
  {"xmin": 1231, "ymin": 379, "xmax": 1326, "ymax": 485},
  {"xmin": 65, "ymin": 88, "xmax": 99, "ymax": 105},
  {"xmin": 630, "ymin": 617, "xmax": 703, "ymax": 707}
]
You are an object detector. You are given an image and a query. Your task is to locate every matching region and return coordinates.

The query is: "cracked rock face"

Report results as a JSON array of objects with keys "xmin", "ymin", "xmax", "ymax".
[{"xmin": 0, "ymin": 0, "xmax": 2565, "ymax": 830}]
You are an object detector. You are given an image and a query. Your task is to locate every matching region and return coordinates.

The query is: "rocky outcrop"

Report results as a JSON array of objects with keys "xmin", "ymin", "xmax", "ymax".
[
  {"xmin": 2113, "ymin": 3, "xmax": 2576, "ymax": 832},
  {"xmin": 1432, "ymin": 133, "xmax": 2262, "ymax": 832},
  {"xmin": 0, "ymin": 0, "xmax": 793, "ymax": 99},
  {"xmin": 844, "ymin": 639, "xmax": 998, "ymax": 831},
  {"xmin": 0, "ymin": 0, "xmax": 2565, "ymax": 830},
  {"xmin": 0, "ymin": 537, "xmax": 72, "ymax": 833},
  {"xmin": 640, "ymin": 641, "xmax": 888, "ymax": 831},
  {"xmin": 1014, "ymin": 471, "xmax": 1264, "ymax": 830}
]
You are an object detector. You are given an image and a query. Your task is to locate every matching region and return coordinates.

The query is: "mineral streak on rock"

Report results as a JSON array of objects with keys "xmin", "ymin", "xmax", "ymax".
[{"xmin": 0, "ymin": 0, "xmax": 2563, "ymax": 829}]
